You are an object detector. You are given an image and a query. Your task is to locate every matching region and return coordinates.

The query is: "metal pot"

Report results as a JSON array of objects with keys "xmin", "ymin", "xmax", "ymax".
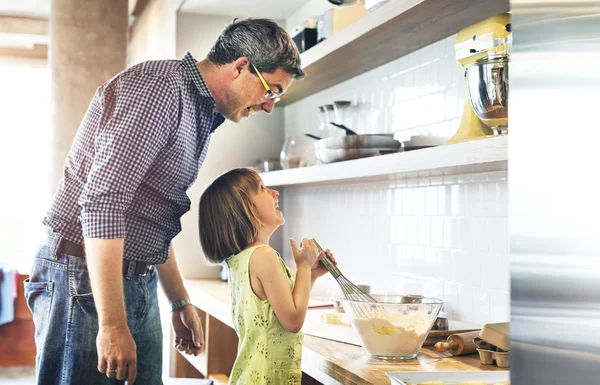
[
  {"xmin": 314, "ymin": 134, "xmax": 400, "ymax": 150},
  {"xmin": 315, "ymin": 148, "xmax": 398, "ymax": 163},
  {"xmin": 307, "ymin": 123, "xmax": 400, "ymax": 150}
]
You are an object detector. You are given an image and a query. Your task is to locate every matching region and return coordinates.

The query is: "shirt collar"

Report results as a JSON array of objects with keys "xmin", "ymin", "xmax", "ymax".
[
  {"xmin": 181, "ymin": 52, "xmax": 225, "ymax": 131},
  {"xmin": 181, "ymin": 52, "xmax": 216, "ymax": 106}
]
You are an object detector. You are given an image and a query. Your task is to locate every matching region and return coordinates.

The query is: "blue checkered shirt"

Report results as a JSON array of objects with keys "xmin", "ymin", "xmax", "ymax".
[{"xmin": 43, "ymin": 52, "xmax": 225, "ymax": 264}]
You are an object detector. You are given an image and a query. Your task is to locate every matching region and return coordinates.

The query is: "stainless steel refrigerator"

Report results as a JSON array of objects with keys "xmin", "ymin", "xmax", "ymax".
[{"xmin": 511, "ymin": 1, "xmax": 600, "ymax": 383}]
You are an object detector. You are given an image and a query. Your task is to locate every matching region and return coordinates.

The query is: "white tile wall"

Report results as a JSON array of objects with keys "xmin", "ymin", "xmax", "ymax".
[
  {"xmin": 280, "ymin": 35, "xmax": 510, "ymax": 325},
  {"xmin": 285, "ymin": 36, "xmax": 466, "ymax": 140}
]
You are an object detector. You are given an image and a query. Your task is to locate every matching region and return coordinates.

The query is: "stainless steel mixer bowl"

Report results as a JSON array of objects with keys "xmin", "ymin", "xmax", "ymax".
[{"xmin": 466, "ymin": 58, "xmax": 509, "ymax": 133}]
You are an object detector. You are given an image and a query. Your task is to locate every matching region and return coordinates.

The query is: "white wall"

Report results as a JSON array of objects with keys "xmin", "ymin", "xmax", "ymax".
[
  {"xmin": 0, "ymin": 57, "xmax": 51, "ymax": 272},
  {"xmin": 281, "ymin": 5, "xmax": 509, "ymax": 325},
  {"xmin": 172, "ymin": 13, "xmax": 287, "ymax": 278},
  {"xmin": 127, "ymin": 0, "xmax": 184, "ymax": 65}
]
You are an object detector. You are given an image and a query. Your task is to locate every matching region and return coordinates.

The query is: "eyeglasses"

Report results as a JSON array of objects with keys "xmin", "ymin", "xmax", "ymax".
[{"xmin": 251, "ymin": 63, "xmax": 281, "ymax": 104}]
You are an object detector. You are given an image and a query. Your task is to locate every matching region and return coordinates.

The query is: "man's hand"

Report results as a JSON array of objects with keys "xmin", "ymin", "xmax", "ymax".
[
  {"xmin": 84, "ymin": 238, "xmax": 135, "ymax": 384},
  {"xmin": 97, "ymin": 325, "xmax": 137, "ymax": 384},
  {"xmin": 172, "ymin": 305, "xmax": 205, "ymax": 356}
]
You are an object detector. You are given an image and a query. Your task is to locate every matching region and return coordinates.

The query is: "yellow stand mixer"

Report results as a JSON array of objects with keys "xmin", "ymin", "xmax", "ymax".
[{"xmin": 447, "ymin": 13, "xmax": 511, "ymax": 144}]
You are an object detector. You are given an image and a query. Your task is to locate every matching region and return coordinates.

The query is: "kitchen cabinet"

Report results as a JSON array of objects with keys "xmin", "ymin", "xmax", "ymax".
[
  {"xmin": 279, "ymin": 0, "xmax": 510, "ymax": 106},
  {"xmin": 169, "ymin": 279, "xmax": 505, "ymax": 385},
  {"xmin": 261, "ymin": 135, "xmax": 507, "ymax": 187}
]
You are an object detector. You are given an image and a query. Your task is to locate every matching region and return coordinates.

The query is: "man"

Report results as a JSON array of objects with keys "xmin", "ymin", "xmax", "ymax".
[{"xmin": 24, "ymin": 18, "xmax": 303, "ymax": 385}]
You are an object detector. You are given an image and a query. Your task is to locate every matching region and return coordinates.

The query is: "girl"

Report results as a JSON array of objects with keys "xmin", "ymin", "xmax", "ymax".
[{"xmin": 198, "ymin": 167, "xmax": 335, "ymax": 385}]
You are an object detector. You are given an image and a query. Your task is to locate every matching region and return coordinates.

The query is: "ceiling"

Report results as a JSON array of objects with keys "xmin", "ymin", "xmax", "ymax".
[
  {"xmin": 0, "ymin": 0, "xmax": 309, "ymax": 24},
  {"xmin": 0, "ymin": 0, "xmax": 50, "ymax": 18},
  {"xmin": 0, "ymin": 0, "xmax": 308, "ymax": 57},
  {"xmin": 179, "ymin": 0, "xmax": 307, "ymax": 20},
  {"xmin": 0, "ymin": 0, "xmax": 138, "ymax": 57}
]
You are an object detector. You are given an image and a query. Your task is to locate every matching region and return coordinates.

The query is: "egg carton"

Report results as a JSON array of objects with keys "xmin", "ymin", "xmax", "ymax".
[
  {"xmin": 473, "ymin": 322, "xmax": 509, "ymax": 368},
  {"xmin": 476, "ymin": 347, "xmax": 509, "ymax": 368}
]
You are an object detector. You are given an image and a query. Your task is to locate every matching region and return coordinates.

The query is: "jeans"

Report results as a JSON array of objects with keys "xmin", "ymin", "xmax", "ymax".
[{"xmin": 24, "ymin": 241, "xmax": 163, "ymax": 385}]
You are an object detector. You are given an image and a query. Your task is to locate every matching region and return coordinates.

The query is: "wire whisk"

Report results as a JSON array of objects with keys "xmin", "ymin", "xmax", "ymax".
[{"xmin": 312, "ymin": 239, "xmax": 385, "ymax": 318}]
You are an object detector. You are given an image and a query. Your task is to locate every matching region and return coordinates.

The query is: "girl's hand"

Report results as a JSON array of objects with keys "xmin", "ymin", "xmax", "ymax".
[
  {"xmin": 311, "ymin": 249, "xmax": 336, "ymax": 280},
  {"xmin": 289, "ymin": 238, "xmax": 319, "ymax": 268}
]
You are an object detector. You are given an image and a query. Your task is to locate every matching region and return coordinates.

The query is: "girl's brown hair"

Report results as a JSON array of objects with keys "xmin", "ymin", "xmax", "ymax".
[{"xmin": 198, "ymin": 168, "xmax": 263, "ymax": 263}]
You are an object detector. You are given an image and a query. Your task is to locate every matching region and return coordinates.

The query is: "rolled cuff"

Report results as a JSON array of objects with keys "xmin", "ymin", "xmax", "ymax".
[{"xmin": 80, "ymin": 210, "xmax": 127, "ymax": 239}]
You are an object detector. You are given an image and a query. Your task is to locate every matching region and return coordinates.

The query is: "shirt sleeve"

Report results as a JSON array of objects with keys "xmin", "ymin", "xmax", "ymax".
[{"xmin": 78, "ymin": 72, "xmax": 179, "ymax": 239}]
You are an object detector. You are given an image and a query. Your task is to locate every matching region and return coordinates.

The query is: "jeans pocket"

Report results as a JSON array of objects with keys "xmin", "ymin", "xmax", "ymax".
[
  {"xmin": 67, "ymin": 255, "xmax": 94, "ymax": 300},
  {"xmin": 24, "ymin": 279, "xmax": 54, "ymax": 313},
  {"xmin": 24, "ymin": 279, "xmax": 54, "ymax": 347}
]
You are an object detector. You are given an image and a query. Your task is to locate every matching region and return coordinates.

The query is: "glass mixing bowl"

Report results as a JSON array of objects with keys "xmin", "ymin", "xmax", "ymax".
[{"xmin": 341, "ymin": 294, "xmax": 443, "ymax": 360}]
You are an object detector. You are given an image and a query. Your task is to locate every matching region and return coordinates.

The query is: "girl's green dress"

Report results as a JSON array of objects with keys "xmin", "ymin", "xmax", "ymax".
[{"xmin": 226, "ymin": 245, "xmax": 304, "ymax": 385}]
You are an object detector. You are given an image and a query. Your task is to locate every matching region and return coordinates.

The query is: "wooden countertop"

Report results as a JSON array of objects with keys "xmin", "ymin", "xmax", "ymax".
[{"xmin": 184, "ymin": 279, "xmax": 504, "ymax": 385}]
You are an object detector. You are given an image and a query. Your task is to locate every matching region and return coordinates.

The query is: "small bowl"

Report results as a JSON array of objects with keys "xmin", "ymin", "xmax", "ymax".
[{"xmin": 341, "ymin": 294, "xmax": 443, "ymax": 360}]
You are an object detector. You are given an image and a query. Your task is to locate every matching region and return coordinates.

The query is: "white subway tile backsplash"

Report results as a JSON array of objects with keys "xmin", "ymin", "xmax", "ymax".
[
  {"xmin": 449, "ymin": 184, "xmax": 460, "ymax": 216},
  {"xmin": 467, "ymin": 250, "xmax": 483, "ymax": 287},
  {"xmin": 282, "ymin": 35, "xmax": 509, "ymax": 325},
  {"xmin": 443, "ymin": 282, "xmax": 460, "ymax": 319},
  {"xmin": 443, "ymin": 217, "xmax": 458, "ymax": 249},
  {"xmin": 474, "ymin": 288, "xmax": 491, "ymax": 324},
  {"xmin": 418, "ymin": 217, "xmax": 431, "ymax": 246},
  {"xmin": 426, "ymin": 186, "xmax": 438, "ymax": 216},
  {"xmin": 458, "ymin": 285, "xmax": 475, "ymax": 321},
  {"xmin": 497, "ymin": 182, "xmax": 509, "ymax": 218},
  {"xmin": 407, "ymin": 216, "xmax": 419, "ymax": 245},
  {"xmin": 497, "ymin": 253, "xmax": 511, "ymax": 293},
  {"xmin": 481, "ymin": 182, "xmax": 499, "ymax": 217},
  {"xmin": 467, "ymin": 184, "xmax": 482, "ymax": 217},
  {"xmin": 437, "ymin": 185, "xmax": 447, "ymax": 214},
  {"xmin": 402, "ymin": 188, "xmax": 414, "ymax": 215},
  {"xmin": 489, "ymin": 218, "xmax": 508, "ymax": 253},
  {"xmin": 441, "ymin": 249, "xmax": 454, "ymax": 282},
  {"xmin": 458, "ymin": 217, "xmax": 471, "ymax": 251},
  {"xmin": 413, "ymin": 246, "xmax": 425, "ymax": 276},
  {"xmin": 431, "ymin": 217, "xmax": 444, "ymax": 248},
  {"xmin": 490, "ymin": 290, "xmax": 510, "ymax": 322},
  {"xmin": 393, "ymin": 216, "xmax": 407, "ymax": 244},
  {"xmin": 418, "ymin": 176, "xmax": 430, "ymax": 187},
  {"xmin": 414, "ymin": 187, "xmax": 426, "ymax": 215},
  {"xmin": 472, "ymin": 218, "xmax": 490, "ymax": 252},
  {"xmin": 439, "ymin": 60, "xmax": 453, "ymax": 90},
  {"xmin": 480, "ymin": 253, "xmax": 499, "ymax": 291}
]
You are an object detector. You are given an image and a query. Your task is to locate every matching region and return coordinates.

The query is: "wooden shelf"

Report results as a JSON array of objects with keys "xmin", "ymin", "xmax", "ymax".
[
  {"xmin": 185, "ymin": 279, "xmax": 233, "ymax": 328},
  {"xmin": 170, "ymin": 293, "xmax": 238, "ymax": 382},
  {"xmin": 177, "ymin": 350, "xmax": 207, "ymax": 378},
  {"xmin": 280, "ymin": 0, "xmax": 510, "ymax": 106},
  {"xmin": 260, "ymin": 135, "xmax": 507, "ymax": 187}
]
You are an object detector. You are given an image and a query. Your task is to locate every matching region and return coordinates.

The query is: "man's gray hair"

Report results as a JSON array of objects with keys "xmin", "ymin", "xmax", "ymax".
[{"xmin": 208, "ymin": 18, "xmax": 304, "ymax": 79}]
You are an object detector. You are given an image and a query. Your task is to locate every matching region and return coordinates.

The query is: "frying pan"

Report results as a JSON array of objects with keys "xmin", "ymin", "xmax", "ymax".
[{"xmin": 305, "ymin": 123, "xmax": 400, "ymax": 150}]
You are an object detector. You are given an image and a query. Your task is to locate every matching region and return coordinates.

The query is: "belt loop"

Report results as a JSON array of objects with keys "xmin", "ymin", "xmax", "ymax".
[
  {"xmin": 124, "ymin": 260, "xmax": 133, "ymax": 278},
  {"xmin": 50, "ymin": 233, "xmax": 61, "ymax": 260}
]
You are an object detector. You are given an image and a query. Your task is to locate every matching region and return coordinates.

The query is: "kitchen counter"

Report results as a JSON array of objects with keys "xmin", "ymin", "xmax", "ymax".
[{"xmin": 183, "ymin": 279, "xmax": 503, "ymax": 385}]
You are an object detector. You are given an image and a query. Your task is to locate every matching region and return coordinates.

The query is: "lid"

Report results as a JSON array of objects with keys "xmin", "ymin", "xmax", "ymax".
[
  {"xmin": 455, "ymin": 13, "xmax": 511, "ymax": 67},
  {"xmin": 479, "ymin": 322, "xmax": 509, "ymax": 351}
]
